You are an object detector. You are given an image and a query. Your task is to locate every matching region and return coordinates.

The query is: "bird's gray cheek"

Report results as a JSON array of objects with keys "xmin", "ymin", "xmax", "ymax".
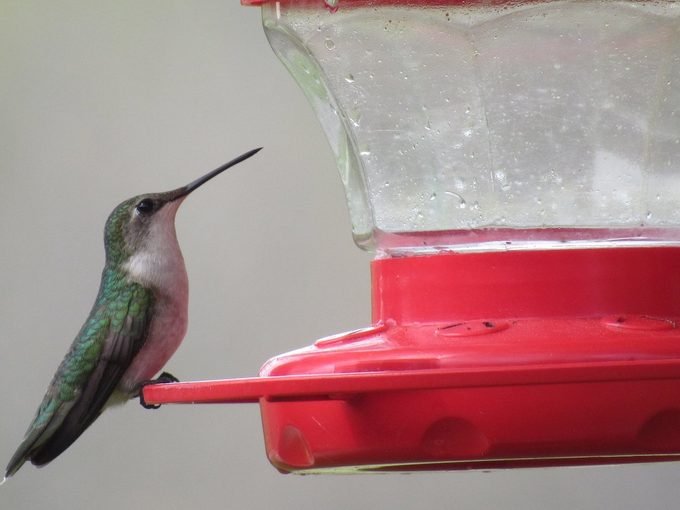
[{"xmin": 124, "ymin": 222, "xmax": 149, "ymax": 254}]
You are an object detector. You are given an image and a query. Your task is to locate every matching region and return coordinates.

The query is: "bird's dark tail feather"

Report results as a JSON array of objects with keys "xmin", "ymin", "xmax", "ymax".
[
  {"xmin": 29, "ymin": 412, "xmax": 101, "ymax": 467},
  {"xmin": 5, "ymin": 357, "xmax": 125, "ymax": 479},
  {"xmin": 4, "ymin": 403, "xmax": 101, "ymax": 479}
]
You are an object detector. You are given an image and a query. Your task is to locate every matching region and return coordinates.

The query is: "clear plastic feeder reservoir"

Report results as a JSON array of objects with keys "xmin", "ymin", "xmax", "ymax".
[
  {"xmin": 143, "ymin": 1, "xmax": 680, "ymax": 472},
  {"xmin": 263, "ymin": 0, "xmax": 680, "ymax": 253}
]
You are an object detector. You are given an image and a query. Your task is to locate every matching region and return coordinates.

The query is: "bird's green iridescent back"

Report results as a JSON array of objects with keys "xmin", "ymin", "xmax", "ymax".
[
  {"xmin": 5, "ymin": 264, "xmax": 154, "ymax": 475},
  {"xmin": 55, "ymin": 265, "xmax": 154, "ymax": 399}
]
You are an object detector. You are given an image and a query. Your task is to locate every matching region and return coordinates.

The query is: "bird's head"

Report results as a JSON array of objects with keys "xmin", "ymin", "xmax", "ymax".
[{"xmin": 102, "ymin": 148, "xmax": 261, "ymax": 269}]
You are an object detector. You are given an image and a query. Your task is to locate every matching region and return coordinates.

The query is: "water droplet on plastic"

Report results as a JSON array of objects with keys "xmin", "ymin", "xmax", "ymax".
[
  {"xmin": 646, "ymin": 211, "xmax": 653, "ymax": 220},
  {"xmin": 345, "ymin": 74, "xmax": 355, "ymax": 83},
  {"xmin": 325, "ymin": 38, "xmax": 335, "ymax": 50},
  {"xmin": 445, "ymin": 191, "xmax": 467, "ymax": 209},
  {"xmin": 429, "ymin": 192, "xmax": 437, "ymax": 201},
  {"xmin": 347, "ymin": 109, "xmax": 361, "ymax": 127}
]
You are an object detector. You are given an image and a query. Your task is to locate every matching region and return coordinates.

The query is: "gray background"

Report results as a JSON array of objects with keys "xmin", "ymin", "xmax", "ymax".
[{"xmin": 1, "ymin": 1, "xmax": 678, "ymax": 508}]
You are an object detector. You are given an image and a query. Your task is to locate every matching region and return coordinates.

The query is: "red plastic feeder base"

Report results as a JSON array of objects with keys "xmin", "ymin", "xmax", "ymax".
[{"xmin": 143, "ymin": 247, "xmax": 680, "ymax": 472}]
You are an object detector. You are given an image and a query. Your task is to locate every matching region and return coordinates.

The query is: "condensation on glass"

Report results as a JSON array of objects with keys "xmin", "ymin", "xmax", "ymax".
[{"xmin": 263, "ymin": 1, "xmax": 680, "ymax": 254}]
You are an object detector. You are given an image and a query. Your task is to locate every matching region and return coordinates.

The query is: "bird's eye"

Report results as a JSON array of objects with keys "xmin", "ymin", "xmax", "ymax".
[{"xmin": 135, "ymin": 198, "xmax": 154, "ymax": 215}]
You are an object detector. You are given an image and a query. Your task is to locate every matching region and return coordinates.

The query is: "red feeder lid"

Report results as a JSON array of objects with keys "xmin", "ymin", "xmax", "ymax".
[{"xmin": 143, "ymin": 247, "xmax": 680, "ymax": 472}]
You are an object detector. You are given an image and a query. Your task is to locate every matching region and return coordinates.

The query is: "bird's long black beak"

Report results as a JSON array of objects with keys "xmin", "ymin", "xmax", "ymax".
[{"xmin": 171, "ymin": 147, "xmax": 262, "ymax": 201}]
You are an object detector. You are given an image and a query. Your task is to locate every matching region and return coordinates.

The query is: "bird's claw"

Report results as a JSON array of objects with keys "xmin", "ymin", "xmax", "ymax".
[
  {"xmin": 138, "ymin": 371, "xmax": 180, "ymax": 410},
  {"xmin": 156, "ymin": 371, "xmax": 180, "ymax": 383}
]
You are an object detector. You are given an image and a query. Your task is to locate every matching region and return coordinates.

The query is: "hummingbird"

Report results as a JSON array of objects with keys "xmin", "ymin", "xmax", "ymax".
[{"xmin": 4, "ymin": 148, "xmax": 261, "ymax": 480}]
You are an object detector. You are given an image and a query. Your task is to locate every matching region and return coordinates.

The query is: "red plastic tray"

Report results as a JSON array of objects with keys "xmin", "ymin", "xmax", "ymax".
[{"xmin": 143, "ymin": 248, "xmax": 680, "ymax": 472}]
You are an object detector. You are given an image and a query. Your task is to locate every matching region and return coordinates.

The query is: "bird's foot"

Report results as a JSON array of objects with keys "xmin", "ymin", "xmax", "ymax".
[
  {"xmin": 138, "ymin": 371, "xmax": 180, "ymax": 410},
  {"xmin": 156, "ymin": 371, "xmax": 180, "ymax": 383}
]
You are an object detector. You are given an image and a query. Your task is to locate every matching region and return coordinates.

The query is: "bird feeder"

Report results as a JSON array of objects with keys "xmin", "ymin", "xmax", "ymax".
[{"xmin": 143, "ymin": 0, "xmax": 680, "ymax": 472}]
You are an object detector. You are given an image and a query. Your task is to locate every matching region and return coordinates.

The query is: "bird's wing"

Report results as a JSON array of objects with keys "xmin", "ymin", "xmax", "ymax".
[{"xmin": 5, "ymin": 282, "xmax": 154, "ymax": 476}]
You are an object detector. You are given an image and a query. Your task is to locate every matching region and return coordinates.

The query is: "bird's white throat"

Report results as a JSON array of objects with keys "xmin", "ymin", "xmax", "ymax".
[{"xmin": 122, "ymin": 202, "xmax": 188, "ymax": 294}]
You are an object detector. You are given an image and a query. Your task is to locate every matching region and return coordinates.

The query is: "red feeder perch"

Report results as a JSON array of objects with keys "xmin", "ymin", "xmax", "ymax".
[{"xmin": 143, "ymin": 0, "xmax": 680, "ymax": 472}]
